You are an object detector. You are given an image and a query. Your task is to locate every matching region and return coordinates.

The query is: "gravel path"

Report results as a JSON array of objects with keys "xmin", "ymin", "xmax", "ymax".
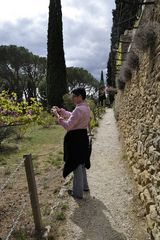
[{"xmin": 61, "ymin": 109, "xmax": 150, "ymax": 240}]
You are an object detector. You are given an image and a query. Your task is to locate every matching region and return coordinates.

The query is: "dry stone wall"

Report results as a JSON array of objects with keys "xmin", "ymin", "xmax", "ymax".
[{"xmin": 114, "ymin": 2, "xmax": 160, "ymax": 239}]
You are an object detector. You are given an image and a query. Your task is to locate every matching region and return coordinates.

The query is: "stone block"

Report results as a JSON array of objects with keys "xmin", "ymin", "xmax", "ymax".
[
  {"xmin": 153, "ymin": 136, "xmax": 160, "ymax": 151},
  {"xmin": 155, "ymin": 71, "xmax": 160, "ymax": 82},
  {"xmin": 139, "ymin": 170, "xmax": 151, "ymax": 186},
  {"xmin": 143, "ymin": 188, "xmax": 154, "ymax": 212},
  {"xmin": 151, "ymin": 224, "xmax": 160, "ymax": 240},
  {"xmin": 137, "ymin": 141, "xmax": 144, "ymax": 155},
  {"xmin": 149, "ymin": 146, "xmax": 156, "ymax": 154},
  {"xmin": 150, "ymin": 205, "xmax": 158, "ymax": 221},
  {"xmin": 146, "ymin": 214, "xmax": 156, "ymax": 230}
]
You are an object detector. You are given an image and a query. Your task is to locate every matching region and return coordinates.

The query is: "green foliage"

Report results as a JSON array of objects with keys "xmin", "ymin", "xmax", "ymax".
[
  {"xmin": 0, "ymin": 45, "xmax": 46, "ymax": 100},
  {"xmin": 38, "ymin": 78, "xmax": 47, "ymax": 107},
  {"xmin": 0, "ymin": 91, "xmax": 43, "ymax": 144},
  {"xmin": 47, "ymin": 0, "xmax": 67, "ymax": 107},
  {"xmin": 89, "ymin": 117, "xmax": 98, "ymax": 130},
  {"xmin": 0, "ymin": 127, "xmax": 15, "ymax": 145},
  {"xmin": 48, "ymin": 155, "xmax": 63, "ymax": 167},
  {"xmin": 13, "ymin": 230, "xmax": 27, "ymax": 240},
  {"xmin": 61, "ymin": 204, "xmax": 69, "ymax": 210},
  {"xmin": 63, "ymin": 94, "xmax": 74, "ymax": 111},
  {"xmin": 0, "ymin": 91, "xmax": 43, "ymax": 127},
  {"xmin": 0, "ymin": 158, "xmax": 7, "ymax": 166},
  {"xmin": 106, "ymin": 1, "xmax": 140, "ymax": 87},
  {"xmin": 89, "ymin": 104, "xmax": 105, "ymax": 131},
  {"xmin": 14, "ymin": 124, "xmax": 30, "ymax": 139},
  {"xmin": 56, "ymin": 211, "xmax": 65, "ymax": 221},
  {"xmin": 93, "ymin": 106, "xmax": 105, "ymax": 120},
  {"xmin": 100, "ymin": 70, "xmax": 105, "ymax": 88},
  {"xmin": 87, "ymin": 99, "xmax": 96, "ymax": 111},
  {"xmin": 39, "ymin": 67, "xmax": 99, "ymax": 108},
  {"xmin": 67, "ymin": 67, "xmax": 99, "ymax": 92},
  {"xmin": 37, "ymin": 111, "xmax": 54, "ymax": 128}
]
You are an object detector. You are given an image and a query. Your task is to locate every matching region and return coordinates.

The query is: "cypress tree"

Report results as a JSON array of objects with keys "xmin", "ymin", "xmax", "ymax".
[
  {"xmin": 47, "ymin": 0, "xmax": 67, "ymax": 108},
  {"xmin": 100, "ymin": 70, "xmax": 105, "ymax": 87}
]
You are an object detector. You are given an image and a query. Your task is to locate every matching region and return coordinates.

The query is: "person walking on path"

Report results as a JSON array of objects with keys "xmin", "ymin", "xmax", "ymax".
[{"xmin": 51, "ymin": 87, "xmax": 91, "ymax": 199}]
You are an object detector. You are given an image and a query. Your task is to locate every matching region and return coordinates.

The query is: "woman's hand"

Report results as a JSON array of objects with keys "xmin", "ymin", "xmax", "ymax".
[{"xmin": 51, "ymin": 106, "xmax": 60, "ymax": 118}]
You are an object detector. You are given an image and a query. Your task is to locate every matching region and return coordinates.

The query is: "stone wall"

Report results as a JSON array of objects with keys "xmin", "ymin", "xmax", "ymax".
[{"xmin": 114, "ymin": 2, "xmax": 160, "ymax": 239}]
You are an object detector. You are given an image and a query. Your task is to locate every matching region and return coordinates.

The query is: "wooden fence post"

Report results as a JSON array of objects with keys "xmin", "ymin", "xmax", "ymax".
[{"xmin": 23, "ymin": 154, "xmax": 42, "ymax": 234}]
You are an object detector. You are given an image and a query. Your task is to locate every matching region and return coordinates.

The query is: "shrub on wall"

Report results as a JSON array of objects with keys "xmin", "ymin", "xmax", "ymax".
[
  {"xmin": 117, "ymin": 79, "xmax": 125, "ymax": 90},
  {"xmin": 126, "ymin": 51, "xmax": 139, "ymax": 70},
  {"xmin": 134, "ymin": 23, "xmax": 157, "ymax": 51},
  {"xmin": 119, "ymin": 63, "xmax": 132, "ymax": 83}
]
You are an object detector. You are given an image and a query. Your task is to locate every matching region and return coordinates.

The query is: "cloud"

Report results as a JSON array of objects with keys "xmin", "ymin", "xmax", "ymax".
[
  {"xmin": 0, "ymin": 17, "xmax": 48, "ymax": 56},
  {"xmin": 62, "ymin": 0, "xmax": 115, "ymax": 79},
  {"xmin": 0, "ymin": 0, "xmax": 115, "ymax": 80}
]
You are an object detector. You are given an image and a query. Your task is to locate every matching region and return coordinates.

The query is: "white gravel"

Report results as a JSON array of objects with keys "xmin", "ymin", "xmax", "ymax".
[{"xmin": 61, "ymin": 109, "xmax": 150, "ymax": 240}]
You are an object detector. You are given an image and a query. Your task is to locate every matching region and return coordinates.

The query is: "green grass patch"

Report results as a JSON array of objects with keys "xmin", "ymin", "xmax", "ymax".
[
  {"xmin": 0, "ymin": 123, "xmax": 65, "ymax": 166},
  {"xmin": 13, "ymin": 230, "xmax": 27, "ymax": 240},
  {"xmin": 56, "ymin": 211, "xmax": 65, "ymax": 221},
  {"xmin": 48, "ymin": 155, "xmax": 63, "ymax": 167},
  {"xmin": 61, "ymin": 204, "xmax": 69, "ymax": 211}
]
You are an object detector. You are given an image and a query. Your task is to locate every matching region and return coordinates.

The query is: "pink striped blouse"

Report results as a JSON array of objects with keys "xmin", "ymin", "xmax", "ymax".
[{"xmin": 58, "ymin": 102, "xmax": 90, "ymax": 131}]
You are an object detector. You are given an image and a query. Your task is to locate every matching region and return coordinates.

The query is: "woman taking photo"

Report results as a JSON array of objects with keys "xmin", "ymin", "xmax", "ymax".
[{"xmin": 51, "ymin": 87, "xmax": 91, "ymax": 199}]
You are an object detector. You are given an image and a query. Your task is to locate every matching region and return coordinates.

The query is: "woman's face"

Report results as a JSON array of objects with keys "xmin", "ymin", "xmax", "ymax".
[{"xmin": 71, "ymin": 94, "xmax": 83, "ymax": 105}]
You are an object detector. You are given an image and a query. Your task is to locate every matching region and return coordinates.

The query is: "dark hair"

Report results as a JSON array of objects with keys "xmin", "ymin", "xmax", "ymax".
[{"xmin": 71, "ymin": 87, "xmax": 86, "ymax": 100}]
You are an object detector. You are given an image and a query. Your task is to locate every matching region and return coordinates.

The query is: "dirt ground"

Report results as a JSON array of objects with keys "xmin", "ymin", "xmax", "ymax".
[
  {"xmin": 59, "ymin": 109, "xmax": 151, "ymax": 240},
  {"xmin": 0, "ymin": 143, "xmax": 65, "ymax": 240}
]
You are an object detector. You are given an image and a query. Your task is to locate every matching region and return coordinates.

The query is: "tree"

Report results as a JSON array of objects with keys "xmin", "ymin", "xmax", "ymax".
[
  {"xmin": 0, "ymin": 45, "xmax": 32, "ymax": 100},
  {"xmin": 0, "ymin": 45, "xmax": 46, "ymax": 102},
  {"xmin": 98, "ymin": 70, "xmax": 106, "ymax": 106},
  {"xmin": 38, "ymin": 67, "xmax": 99, "ymax": 106},
  {"xmin": 100, "ymin": 70, "xmax": 105, "ymax": 88},
  {"xmin": 106, "ymin": 53, "xmax": 112, "ymax": 86},
  {"xmin": 0, "ymin": 91, "xmax": 43, "ymax": 145},
  {"xmin": 47, "ymin": 0, "xmax": 67, "ymax": 108},
  {"xmin": 67, "ymin": 67, "xmax": 99, "ymax": 93},
  {"xmin": 23, "ymin": 55, "xmax": 46, "ymax": 102}
]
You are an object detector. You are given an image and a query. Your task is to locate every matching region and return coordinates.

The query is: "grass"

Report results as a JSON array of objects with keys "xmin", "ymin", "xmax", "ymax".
[
  {"xmin": 13, "ymin": 230, "xmax": 27, "ymax": 240},
  {"xmin": 61, "ymin": 204, "xmax": 69, "ymax": 211},
  {"xmin": 56, "ymin": 211, "xmax": 66, "ymax": 221},
  {"xmin": 0, "ymin": 122, "xmax": 66, "ymax": 240},
  {"xmin": 48, "ymin": 155, "xmax": 63, "ymax": 167},
  {"xmin": 0, "ymin": 123, "xmax": 65, "ymax": 167}
]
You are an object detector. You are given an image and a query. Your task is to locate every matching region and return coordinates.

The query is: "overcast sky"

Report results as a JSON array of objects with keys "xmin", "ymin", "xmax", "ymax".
[{"xmin": 0, "ymin": 0, "xmax": 115, "ymax": 80}]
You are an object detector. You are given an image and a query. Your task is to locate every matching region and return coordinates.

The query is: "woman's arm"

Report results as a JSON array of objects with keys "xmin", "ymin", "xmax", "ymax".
[
  {"xmin": 51, "ymin": 106, "xmax": 72, "ymax": 119},
  {"xmin": 58, "ymin": 107, "xmax": 81, "ymax": 131},
  {"xmin": 59, "ymin": 108, "xmax": 72, "ymax": 119}
]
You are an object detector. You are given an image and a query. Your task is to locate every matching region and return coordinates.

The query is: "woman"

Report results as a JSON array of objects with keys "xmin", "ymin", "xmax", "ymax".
[{"xmin": 51, "ymin": 87, "xmax": 91, "ymax": 199}]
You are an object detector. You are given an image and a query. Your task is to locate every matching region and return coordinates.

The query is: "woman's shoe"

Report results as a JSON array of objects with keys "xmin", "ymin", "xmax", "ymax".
[
  {"xmin": 67, "ymin": 190, "xmax": 83, "ymax": 199},
  {"xmin": 83, "ymin": 188, "xmax": 90, "ymax": 192}
]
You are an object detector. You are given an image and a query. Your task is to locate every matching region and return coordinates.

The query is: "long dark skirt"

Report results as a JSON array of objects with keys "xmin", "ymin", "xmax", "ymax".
[{"xmin": 63, "ymin": 129, "xmax": 91, "ymax": 178}]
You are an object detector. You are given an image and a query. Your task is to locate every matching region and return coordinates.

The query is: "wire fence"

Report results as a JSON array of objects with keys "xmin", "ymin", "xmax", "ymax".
[
  {"xmin": 4, "ymin": 198, "xmax": 28, "ymax": 240},
  {"xmin": 0, "ymin": 154, "xmax": 43, "ymax": 240},
  {"xmin": 0, "ymin": 159, "xmax": 24, "ymax": 194}
]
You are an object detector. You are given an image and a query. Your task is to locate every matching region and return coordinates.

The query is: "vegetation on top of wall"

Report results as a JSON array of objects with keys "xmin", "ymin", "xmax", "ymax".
[
  {"xmin": 117, "ymin": 50, "xmax": 139, "ymax": 88},
  {"xmin": 126, "ymin": 51, "xmax": 139, "ymax": 70},
  {"xmin": 119, "ymin": 63, "xmax": 132, "ymax": 83},
  {"xmin": 106, "ymin": 0, "xmax": 142, "ymax": 87},
  {"xmin": 134, "ymin": 22, "xmax": 158, "ymax": 51},
  {"xmin": 117, "ymin": 79, "xmax": 125, "ymax": 91}
]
